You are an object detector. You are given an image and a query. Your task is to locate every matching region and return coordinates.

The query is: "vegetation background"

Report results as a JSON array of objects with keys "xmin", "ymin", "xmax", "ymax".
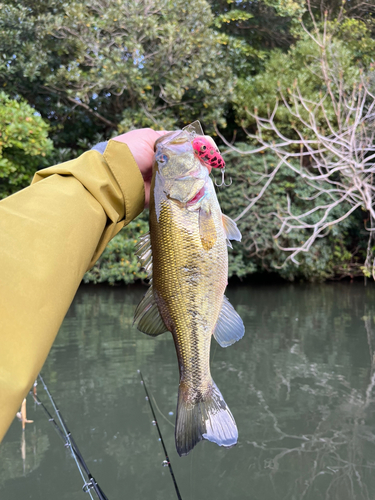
[{"xmin": 1, "ymin": 0, "xmax": 375, "ymax": 284}]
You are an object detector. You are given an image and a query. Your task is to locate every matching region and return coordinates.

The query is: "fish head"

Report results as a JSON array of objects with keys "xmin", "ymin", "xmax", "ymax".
[{"xmin": 153, "ymin": 130, "xmax": 212, "ymax": 211}]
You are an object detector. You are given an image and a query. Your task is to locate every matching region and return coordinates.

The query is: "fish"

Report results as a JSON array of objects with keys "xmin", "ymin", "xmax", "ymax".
[{"xmin": 134, "ymin": 122, "xmax": 244, "ymax": 456}]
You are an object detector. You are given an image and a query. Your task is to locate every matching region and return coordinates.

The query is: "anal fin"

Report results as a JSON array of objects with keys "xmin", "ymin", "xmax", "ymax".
[{"xmin": 213, "ymin": 296, "xmax": 245, "ymax": 347}]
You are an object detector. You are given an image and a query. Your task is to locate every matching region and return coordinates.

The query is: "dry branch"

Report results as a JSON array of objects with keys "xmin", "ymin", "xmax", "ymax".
[{"xmin": 219, "ymin": 13, "xmax": 375, "ymax": 276}]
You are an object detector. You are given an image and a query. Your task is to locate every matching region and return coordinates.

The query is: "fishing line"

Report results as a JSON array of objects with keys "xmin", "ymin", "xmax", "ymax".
[
  {"xmin": 138, "ymin": 370, "xmax": 182, "ymax": 500},
  {"xmin": 150, "ymin": 393, "xmax": 175, "ymax": 429},
  {"xmin": 30, "ymin": 374, "xmax": 109, "ymax": 500}
]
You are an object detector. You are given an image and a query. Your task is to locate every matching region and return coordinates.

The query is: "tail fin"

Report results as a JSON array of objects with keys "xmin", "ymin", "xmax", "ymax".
[{"xmin": 175, "ymin": 380, "xmax": 238, "ymax": 456}]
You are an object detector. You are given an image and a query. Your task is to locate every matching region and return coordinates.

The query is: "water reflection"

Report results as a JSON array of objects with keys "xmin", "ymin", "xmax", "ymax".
[{"xmin": 1, "ymin": 283, "xmax": 375, "ymax": 499}]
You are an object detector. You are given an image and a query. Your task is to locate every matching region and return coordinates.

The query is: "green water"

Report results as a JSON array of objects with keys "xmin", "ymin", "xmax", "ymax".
[{"xmin": 1, "ymin": 283, "xmax": 375, "ymax": 500}]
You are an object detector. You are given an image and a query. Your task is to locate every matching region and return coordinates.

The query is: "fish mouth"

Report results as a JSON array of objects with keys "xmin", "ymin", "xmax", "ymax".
[{"xmin": 187, "ymin": 185, "xmax": 206, "ymax": 205}]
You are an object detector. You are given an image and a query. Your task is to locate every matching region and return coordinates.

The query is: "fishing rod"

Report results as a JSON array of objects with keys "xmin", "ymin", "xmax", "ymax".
[
  {"xmin": 30, "ymin": 374, "xmax": 109, "ymax": 500},
  {"xmin": 138, "ymin": 370, "xmax": 182, "ymax": 500}
]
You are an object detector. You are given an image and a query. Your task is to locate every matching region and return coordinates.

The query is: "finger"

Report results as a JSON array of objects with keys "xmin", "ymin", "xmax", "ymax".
[
  {"xmin": 154, "ymin": 130, "xmax": 173, "ymax": 136},
  {"xmin": 153, "ymin": 130, "xmax": 181, "ymax": 150}
]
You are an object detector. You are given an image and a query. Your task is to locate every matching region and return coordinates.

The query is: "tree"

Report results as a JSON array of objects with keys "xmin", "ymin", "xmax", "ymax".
[{"xmin": 0, "ymin": 0, "xmax": 234, "ymax": 149}]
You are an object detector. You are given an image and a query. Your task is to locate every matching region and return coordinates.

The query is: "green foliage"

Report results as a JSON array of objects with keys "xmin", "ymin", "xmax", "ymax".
[
  {"xmin": 83, "ymin": 215, "xmax": 149, "ymax": 285},
  {"xmin": 208, "ymin": 0, "xmax": 304, "ymax": 81},
  {"xmin": 217, "ymin": 146, "xmax": 364, "ymax": 281},
  {"xmin": 263, "ymin": 0, "xmax": 306, "ymax": 18},
  {"xmin": 0, "ymin": 92, "xmax": 53, "ymax": 199},
  {"xmin": 0, "ymin": 0, "xmax": 234, "ymax": 146}
]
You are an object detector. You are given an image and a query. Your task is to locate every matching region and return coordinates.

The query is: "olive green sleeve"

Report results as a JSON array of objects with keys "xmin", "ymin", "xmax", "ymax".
[{"xmin": 0, "ymin": 140, "xmax": 144, "ymax": 443}]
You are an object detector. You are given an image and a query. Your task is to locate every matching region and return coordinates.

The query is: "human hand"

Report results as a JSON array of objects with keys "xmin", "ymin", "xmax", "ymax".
[{"xmin": 113, "ymin": 128, "xmax": 171, "ymax": 207}]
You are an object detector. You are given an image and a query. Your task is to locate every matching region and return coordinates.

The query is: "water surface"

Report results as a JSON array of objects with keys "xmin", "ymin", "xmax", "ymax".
[{"xmin": 1, "ymin": 283, "xmax": 375, "ymax": 500}]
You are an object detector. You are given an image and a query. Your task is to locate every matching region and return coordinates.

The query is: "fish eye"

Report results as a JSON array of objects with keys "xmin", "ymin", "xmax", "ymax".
[
  {"xmin": 158, "ymin": 154, "xmax": 168, "ymax": 164},
  {"xmin": 200, "ymin": 145, "xmax": 207, "ymax": 152}
]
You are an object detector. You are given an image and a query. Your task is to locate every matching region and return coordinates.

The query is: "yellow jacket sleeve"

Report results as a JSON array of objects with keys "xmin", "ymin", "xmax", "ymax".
[{"xmin": 0, "ymin": 140, "xmax": 144, "ymax": 443}]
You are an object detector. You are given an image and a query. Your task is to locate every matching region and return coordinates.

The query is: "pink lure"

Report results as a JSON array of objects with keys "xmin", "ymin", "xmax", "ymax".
[{"xmin": 192, "ymin": 137, "xmax": 225, "ymax": 170}]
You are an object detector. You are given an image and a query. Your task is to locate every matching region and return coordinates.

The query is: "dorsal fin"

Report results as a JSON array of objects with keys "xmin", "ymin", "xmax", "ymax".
[
  {"xmin": 135, "ymin": 232, "xmax": 152, "ymax": 278},
  {"xmin": 134, "ymin": 233, "xmax": 168, "ymax": 336},
  {"xmin": 213, "ymin": 296, "xmax": 245, "ymax": 347},
  {"xmin": 222, "ymin": 214, "xmax": 241, "ymax": 242}
]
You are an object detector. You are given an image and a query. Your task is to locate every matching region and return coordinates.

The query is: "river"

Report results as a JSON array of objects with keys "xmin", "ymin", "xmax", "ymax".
[{"xmin": 1, "ymin": 282, "xmax": 375, "ymax": 500}]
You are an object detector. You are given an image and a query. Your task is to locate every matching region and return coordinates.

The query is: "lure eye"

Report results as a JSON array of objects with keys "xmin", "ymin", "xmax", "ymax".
[{"xmin": 200, "ymin": 144, "xmax": 207, "ymax": 152}]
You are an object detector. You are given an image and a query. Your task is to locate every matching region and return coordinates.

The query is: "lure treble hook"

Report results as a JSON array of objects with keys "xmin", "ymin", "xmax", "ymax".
[{"xmin": 215, "ymin": 168, "xmax": 232, "ymax": 188}]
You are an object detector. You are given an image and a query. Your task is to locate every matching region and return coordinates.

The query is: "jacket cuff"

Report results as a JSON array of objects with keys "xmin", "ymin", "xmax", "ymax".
[
  {"xmin": 91, "ymin": 141, "xmax": 108, "ymax": 154},
  {"xmin": 103, "ymin": 139, "xmax": 145, "ymax": 225}
]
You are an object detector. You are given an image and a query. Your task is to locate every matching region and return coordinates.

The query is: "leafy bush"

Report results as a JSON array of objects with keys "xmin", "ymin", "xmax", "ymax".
[
  {"xmin": 0, "ymin": 92, "xmax": 53, "ymax": 199},
  {"xmin": 83, "ymin": 215, "xmax": 149, "ymax": 285}
]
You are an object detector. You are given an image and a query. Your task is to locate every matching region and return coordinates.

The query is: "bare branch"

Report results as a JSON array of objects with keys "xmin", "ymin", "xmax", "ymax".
[{"xmin": 220, "ymin": 9, "xmax": 375, "ymax": 275}]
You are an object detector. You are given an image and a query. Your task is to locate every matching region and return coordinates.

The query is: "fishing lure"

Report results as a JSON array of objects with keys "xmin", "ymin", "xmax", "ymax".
[{"xmin": 192, "ymin": 137, "xmax": 225, "ymax": 170}]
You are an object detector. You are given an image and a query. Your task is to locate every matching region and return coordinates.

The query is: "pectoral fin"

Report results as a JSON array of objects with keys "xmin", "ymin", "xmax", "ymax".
[
  {"xmin": 222, "ymin": 214, "xmax": 241, "ymax": 242},
  {"xmin": 133, "ymin": 287, "xmax": 168, "ymax": 336},
  {"xmin": 199, "ymin": 207, "xmax": 217, "ymax": 251},
  {"xmin": 213, "ymin": 296, "xmax": 245, "ymax": 347}
]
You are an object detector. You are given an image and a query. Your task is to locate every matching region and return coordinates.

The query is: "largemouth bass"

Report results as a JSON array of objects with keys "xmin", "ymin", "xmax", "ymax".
[{"xmin": 134, "ymin": 123, "xmax": 244, "ymax": 456}]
